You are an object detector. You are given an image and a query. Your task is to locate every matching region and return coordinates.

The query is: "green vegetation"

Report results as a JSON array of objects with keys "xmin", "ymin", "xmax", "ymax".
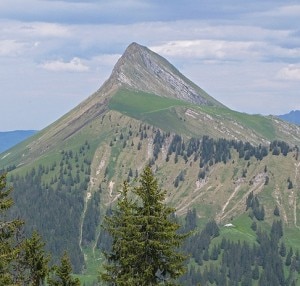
[
  {"xmin": 109, "ymin": 88, "xmax": 188, "ymax": 117},
  {"xmin": 20, "ymin": 230, "xmax": 50, "ymax": 285},
  {"xmin": 100, "ymin": 167, "xmax": 189, "ymax": 285},
  {"xmin": 8, "ymin": 142, "xmax": 94, "ymax": 272},
  {"xmin": 0, "ymin": 173, "xmax": 23, "ymax": 284},
  {"xmin": 108, "ymin": 88, "xmax": 298, "ymax": 145},
  {"xmin": 2, "ymin": 122, "xmax": 299, "ymax": 285},
  {"xmin": 48, "ymin": 251, "xmax": 80, "ymax": 286},
  {"xmin": 2, "ymin": 42, "xmax": 300, "ymax": 285},
  {"xmin": 0, "ymin": 173, "xmax": 78, "ymax": 285},
  {"xmin": 179, "ymin": 205, "xmax": 300, "ymax": 285},
  {"xmin": 220, "ymin": 213, "xmax": 257, "ymax": 243}
]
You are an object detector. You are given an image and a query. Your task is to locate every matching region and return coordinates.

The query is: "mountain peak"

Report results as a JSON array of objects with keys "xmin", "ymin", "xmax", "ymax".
[
  {"xmin": 11, "ymin": 43, "xmax": 226, "ymax": 160},
  {"xmin": 108, "ymin": 42, "xmax": 224, "ymax": 107},
  {"xmin": 278, "ymin": 110, "xmax": 300, "ymax": 125},
  {"xmin": 124, "ymin": 42, "xmax": 146, "ymax": 54}
]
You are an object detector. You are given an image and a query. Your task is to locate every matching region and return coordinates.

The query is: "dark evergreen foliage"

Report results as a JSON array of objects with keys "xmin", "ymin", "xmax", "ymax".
[
  {"xmin": 176, "ymin": 193, "xmax": 300, "ymax": 286},
  {"xmin": 246, "ymin": 192, "xmax": 265, "ymax": 221},
  {"xmin": 82, "ymin": 192, "xmax": 100, "ymax": 246},
  {"xmin": 100, "ymin": 167, "xmax": 189, "ymax": 285},
  {"xmin": 2, "ymin": 125, "xmax": 296, "ymax": 283},
  {"xmin": 97, "ymin": 208, "xmax": 113, "ymax": 254},
  {"xmin": 174, "ymin": 170, "xmax": 185, "ymax": 188},
  {"xmin": 0, "ymin": 173, "xmax": 80, "ymax": 285},
  {"xmin": 0, "ymin": 173, "xmax": 23, "ymax": 284},
  {"xmin": 279, "ymin": 242, "xmax": 286, "ymax": 258},
  {"xmin": 48, "ymin": 251, "xmax": 80, "ymax": 286},
  {"xmin": 19, "ymin": 230, "xmax": 50, "ymax": 286},
  {"xmin": 287, "ymin": 177, "xmax": 293, "ymax": 189},
  {"xmin": 179, "ymin": 219, "xmax": 294, "ymax": 285},
  {"xmin": 9, "ymin": 142, "xmax": 92, "ymax": 272},
  {"xmin": 270, "ymin": 140, "xmax": 290, "ymax": 156},
  {"xmin": 183, "ymin": 209, "xmax": 197, "ymax": 233}
]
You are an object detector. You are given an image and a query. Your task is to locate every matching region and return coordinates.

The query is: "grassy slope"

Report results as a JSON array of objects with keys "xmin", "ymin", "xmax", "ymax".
[
  {"xmin": 108, "ymin": 88, "xmax": 297, "ymax": 144},
  {"xmin": 1, "ymin": 87, "xmax": 297, "ymax": 170},
  {"xmin": 1, "ymin": 89, "xmax": 300, "ymax": 283}
]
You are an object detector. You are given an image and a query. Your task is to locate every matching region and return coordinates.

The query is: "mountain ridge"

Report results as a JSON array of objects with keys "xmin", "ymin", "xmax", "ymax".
[
  {"xmin": 278, "ymin": 110, "xmax": 300, "ymax": 125},
  {"xmin": 0, "ymin": 42, "xmax": 230, "ymax": 167},
  {"xmin": 1, "ymin": 43, "xmax": 300, "ymax": 280},
  {"xmin": 1, "ymin": 42, "xmax": 300, "ymax": 168}
]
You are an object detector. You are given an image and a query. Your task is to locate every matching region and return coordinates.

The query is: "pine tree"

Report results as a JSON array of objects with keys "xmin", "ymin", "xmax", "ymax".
[
  {"xmin": 0, "ymin": 173, "xmax": 23, "ymax": 284},
  {"xmin": 279, "ymin": 242, "xmax": 286, "ymax": 257},
  {"xmin": 252, "ymin": 265, "xmax": 259, "ymax": 280},
  {"xmin": 273, "ymin": 205, "xmax": 280, "ymax": 216},
  {"xmin": 20, "ymin": 230, "xmax": 50, "ymax": 286},
  {"xmin": 48, "ymin": 251, "xmax": 80, "ymax": 286},
  {"xmin": 100, "ymin": 181, "xmax": 139, "ymax": 285},
  {"xmin": 285, "ymin": 247, "xmax": 293, "ymax": 266},
  {"xmin": 100, "ymin": 166, "xmax": 188, "ymax": 285}
]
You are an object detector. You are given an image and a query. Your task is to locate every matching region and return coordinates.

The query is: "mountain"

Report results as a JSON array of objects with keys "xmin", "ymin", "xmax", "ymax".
[
  {"xmin": 1, "ymin": 43, "xmax": 300, "ymax": 282},
  {"xmin": 278, "ymin": 110, "xmax": 300, "ymax": 125},
  {"xmin": 109, "ymin": 42, "xmax": 225, "ymax": 107},
  {"xmin": 1, "ymin": 43, "xmax": 299, "ymax": 168},
  {"xmin": 0, "ymin": 130, "xmax": 37, "ymax": 153}
]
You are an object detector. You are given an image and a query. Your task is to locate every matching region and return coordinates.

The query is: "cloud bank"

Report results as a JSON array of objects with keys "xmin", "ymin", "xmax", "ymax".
[{"xmin": 41, "ymin": 58, "xmax": 89, "ymax": 72}]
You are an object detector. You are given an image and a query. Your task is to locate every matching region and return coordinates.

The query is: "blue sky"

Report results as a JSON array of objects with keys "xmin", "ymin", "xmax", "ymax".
[{"xmin": 1, "ymin": 0, "xmax": 300, "ymax": 130}]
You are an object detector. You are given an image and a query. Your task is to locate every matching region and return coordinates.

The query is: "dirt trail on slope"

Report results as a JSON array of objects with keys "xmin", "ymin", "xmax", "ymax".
[
  {"xmin": 79, "ymin": 146, "xmax": 109, "ymax": 258},
  {"xmin": 216, "ymin": 184, "xmax": 241, "ymax": 223},
  {"xmin": 176, "ymin": 179, "xmax": 208, "ymax": 216},
  {"xmin": 218, "ymin": 173, "xmax": 266, "ymax": 223},
  {"xmin": 79, "ymin": 191, "xmax": 92, "ymax": 260},
  {"xmin": 274, "ymin": 185, "xmax": 288, "ymax": 224}
]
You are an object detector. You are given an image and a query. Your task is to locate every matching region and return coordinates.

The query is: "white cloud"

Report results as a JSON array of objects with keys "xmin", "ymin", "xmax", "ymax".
[
  {"xmin": 150, "ymin": 40, "xmax": 261, "ymax": 61},
  {"xmin": 1, "ymin": 1, "xmax": 300, "ymax": 130},
  {"xmin": 91, "ymin": 54, "xmax": 121, "ymax": 66},
  {"xmin": 40, "ymin": 57, "xmax": 89, "ymax": 72},
  {"xmin": 20, "ymin": 22, "xmax": 70, "ymax": 38},
  {"xmin": 151, "ymin": 38, "xmax": 300, "ymax": 64},
  {"xmin": 0, "ymin": 40, "xmax": 26, "ymax": 56},
  {"xmin": 277, "ymin": 65, "xmax": 300, "ymax": 81}
]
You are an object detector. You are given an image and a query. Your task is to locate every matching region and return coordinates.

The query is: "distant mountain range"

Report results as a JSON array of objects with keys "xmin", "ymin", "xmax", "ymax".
[
  {"xmin": 0, "ymin": 130, "xmax": 37, "ymax": 153},
  {"xmin": 278, "ymin": 110, "xmax": 300, "ymax": 125}
]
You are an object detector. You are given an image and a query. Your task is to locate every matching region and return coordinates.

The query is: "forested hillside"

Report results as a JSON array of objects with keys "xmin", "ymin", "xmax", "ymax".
[
  {"xmin": 3, "ymin": 122, "xmax": 299, "ymax": 279},
  {"xmin": 1, "ymin": 43, "xmax": 300, "ymax": 285},
  {"xmin": 178, "ymin": 207, "xmax": 300, "ymax": 286}
]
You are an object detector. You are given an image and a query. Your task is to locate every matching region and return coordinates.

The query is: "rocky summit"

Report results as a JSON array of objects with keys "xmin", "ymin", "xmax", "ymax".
[{"xmin": 108, "ymin": 42, "xmax": 224, "ymax": 106}]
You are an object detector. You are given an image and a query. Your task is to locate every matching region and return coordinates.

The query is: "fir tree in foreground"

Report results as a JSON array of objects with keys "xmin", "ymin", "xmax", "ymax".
[
  {"xmin": 100, "ymin": 166, "xmax": 188, "ymax": 286},
  {"xmin": 0, "ymin": 173, "xmax": 23, "ymax": 284},
  {"xmin": 19, "ymin": 230, "xmax": 50, "ymax": 285},
  {"xmin": 48, "ymin": 251, "xmax": 80, "ymax": 286}
]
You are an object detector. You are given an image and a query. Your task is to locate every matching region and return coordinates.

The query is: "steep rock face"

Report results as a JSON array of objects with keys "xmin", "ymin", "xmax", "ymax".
[{"xmin": 109, "ymin": 42, "xmax": 224, "ymax": 107}]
